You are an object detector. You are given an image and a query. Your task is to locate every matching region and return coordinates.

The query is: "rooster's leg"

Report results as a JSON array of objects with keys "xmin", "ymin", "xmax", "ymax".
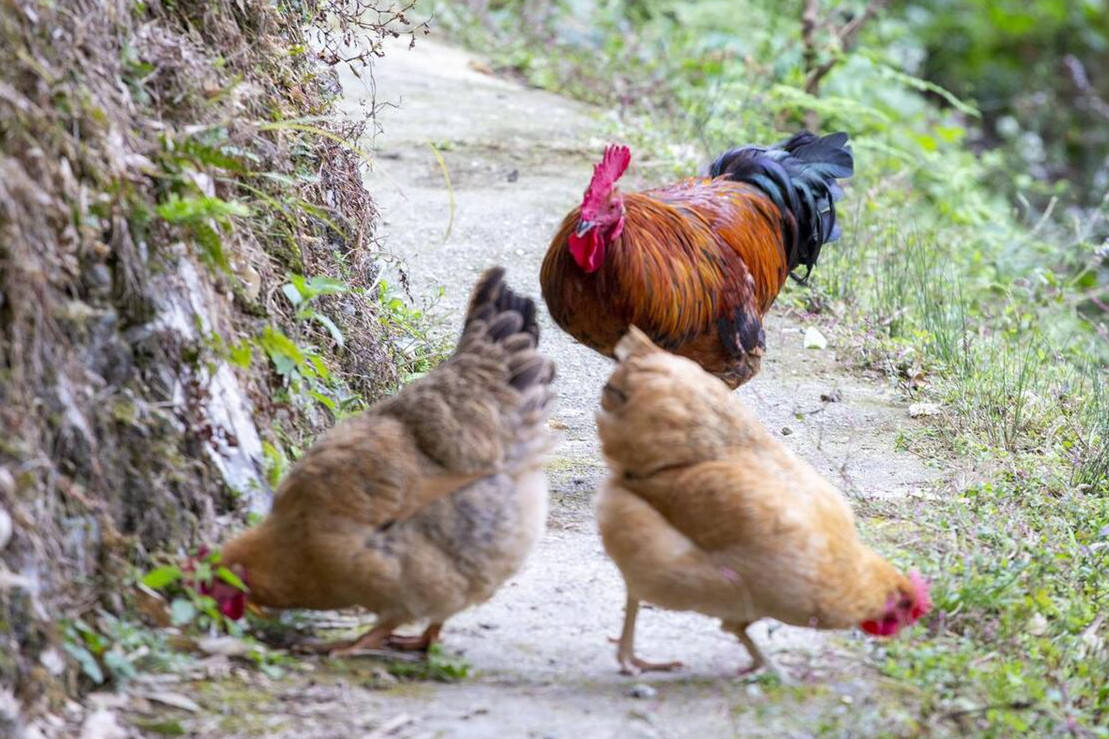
[
  {"xmin": 724, "ymin": 621, "xmax": 791, "ymax": 684},
  {"xmin": 615, "ymin": 594, "xmax": 683, "ymax": 675},
  {"xmin": 384, "ymin": 623, "xmax": 443, "ymax": 652}
]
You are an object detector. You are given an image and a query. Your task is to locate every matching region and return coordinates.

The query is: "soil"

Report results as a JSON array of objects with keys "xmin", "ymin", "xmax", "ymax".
[{"xmin": 113, "ymin": 37, "xmax": 939, "ymax": 738}]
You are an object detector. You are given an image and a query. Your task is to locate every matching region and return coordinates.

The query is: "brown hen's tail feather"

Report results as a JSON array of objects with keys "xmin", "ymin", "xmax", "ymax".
[
  {"xmin": 462, "ymin": 267, "xmax": 557, "ymax": 467},
  {"xmin": 463, "ymin": 266, "xmax": 539, "ymax": 344}
]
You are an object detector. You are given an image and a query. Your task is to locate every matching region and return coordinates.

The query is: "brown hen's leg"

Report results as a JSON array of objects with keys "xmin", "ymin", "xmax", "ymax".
[
  {"xmin": 615, "ymin": 595, "xmax": 683, "ymax": 675},
  {"xmin": 384, "ymin": 623, "xmax": 443, "ymax": 652},
  {"xmin": 327, "ymin": 621, "xmax": 400, "ymax": 658},
  {"xmin": 722, "ymin": 621, "xmax": 791, "ymax": 684}
]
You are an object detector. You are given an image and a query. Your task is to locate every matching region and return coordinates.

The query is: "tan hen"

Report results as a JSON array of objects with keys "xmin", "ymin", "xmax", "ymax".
[{"xmin": 595, "ymin": 327, "xmax": 930, "ymax": 678}]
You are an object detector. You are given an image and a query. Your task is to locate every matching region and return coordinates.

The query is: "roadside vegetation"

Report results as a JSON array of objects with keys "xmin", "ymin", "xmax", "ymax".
[
  {"xmin": 432, "ymin": 0, "xmax": 1108, "ymax": 733},
  {"xmin": 0, "ymin": 0, "xmax": 441, "ymax": 728}
]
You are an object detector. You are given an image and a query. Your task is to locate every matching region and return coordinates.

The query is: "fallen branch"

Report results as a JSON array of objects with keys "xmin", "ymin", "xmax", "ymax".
[{"xmin": 802, "ymin": 0, "xmax": 888, "ymax": 96}]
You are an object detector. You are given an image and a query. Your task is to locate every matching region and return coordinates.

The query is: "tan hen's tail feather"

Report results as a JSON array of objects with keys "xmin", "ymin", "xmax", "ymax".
[{"xmin": 613, "ymin": 325, "xmax": 660, "ymax": 362}]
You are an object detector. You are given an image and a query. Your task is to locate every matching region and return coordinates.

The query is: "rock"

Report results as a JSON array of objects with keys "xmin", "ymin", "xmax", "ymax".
[
  {"xmin": 79, "ymin": 709, "xmax": 127, "ymax": 739},
  {"xmin": 803, "ymin": 327, "xmax": 828, "ymax": 350},
  {"xmin": 39, "ymin": 648, "xmax": 66, "ymax": 677},
  {"xmin": 366, "ymin": 666, "xmax": 399, "ymax": 689},
  {"xmin": 195, "ymin": 636, "xmax": 254, "ymax": 658},
  {"xmin": 780, "ymin": 427, "xmax": 793, "ymax": 436},
  {"xmin": 1028, "ymin": 613, "xmax": 1049, "ymax": 637},
  {"xmin": 908, "ymin": 402, "xmax": 942, "ymax": 418},
  {"xmin": 0, "ymin": 506, "xmax": 11, "ymax": 550},
  {"xmin": 820, "ymin": 389, "xmax": 843, "ymax": 403},
  {"xmin": 627, "ymin": 683, "xmax": 657, "ymax": 699},
  {"xmin": 237, "ymin": 262, "xmax": 263, "ymax": 302},
  {"xmin": 140, "ymin": 691, "xmax": 201, "ymax": 713}
]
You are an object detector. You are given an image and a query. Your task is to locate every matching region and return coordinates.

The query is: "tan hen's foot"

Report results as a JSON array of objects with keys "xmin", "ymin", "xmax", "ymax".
[
  {"xmin": 608, "ymin": 634, "xmax": 685, "ymax": 672},
  {"xmin": 617, "ymin": 654, "xmax": 684, "ymax": 676}
]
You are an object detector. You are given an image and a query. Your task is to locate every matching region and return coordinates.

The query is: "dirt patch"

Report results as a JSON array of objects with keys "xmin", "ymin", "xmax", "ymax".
[{"xmin": 121, "ymin": 37, "xmax": 939, "ymax": 737}]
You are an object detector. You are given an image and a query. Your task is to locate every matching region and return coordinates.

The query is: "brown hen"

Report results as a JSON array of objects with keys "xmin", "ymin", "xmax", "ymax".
[{"xmin": 212, "ymin": 267, "xmax": 556, "ymax": 655}]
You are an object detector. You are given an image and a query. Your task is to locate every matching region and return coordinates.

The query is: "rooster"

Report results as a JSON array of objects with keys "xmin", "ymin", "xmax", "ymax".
[
  {"xmin": 207, "ymin": 268, "xmax": 555, "ymax": 656},
  {"xmin": 595, "ymin": 327, "xmax": 931, "ymax": 678},
  {"xmin": 540, "ymin": 132, "xmax": 853, "ymax": 388}
]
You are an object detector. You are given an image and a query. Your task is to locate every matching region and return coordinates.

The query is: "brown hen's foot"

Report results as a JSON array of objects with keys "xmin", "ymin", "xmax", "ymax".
[
  {"xmin": 294, "ymin": 621, "xmax": 399, "ymax": 657},
  {"xmin": 328, "ymin": 622, "xmax": 399, "ymax": 658},
  {"xmin": 383, "ymin": 623, "xmax": 443, "ymax": 652}
]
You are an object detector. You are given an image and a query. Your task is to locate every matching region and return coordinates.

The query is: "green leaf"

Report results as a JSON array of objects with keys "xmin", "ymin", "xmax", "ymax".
[
  {"xmin": 170, "ymin": 598, "xmax": 197, "ymax": 626},
  {"xmin": 182, "ymin": 139, "xmax": 248, "ymax": 173},
  {"xmin": 216, "ymin": 566, "xmax": 246, "ymax": 591},
  {"xmin": 307, "ymin": 389, "xmax": 338, "ymax": 412},
  {"xmin": 281, "ymin": 283, "xmax": 303, "ymax": 307},
  {"xmin": 102, "ymin": 649, "xmax": 137, "ymax": 681},
  {"xmin": 64, "ymin": 642, "xmax": 105, "ymax": 684},
  {"xmin": 193, "ymin": 221, "xmax": 230, "ymax": 273},
  {"xmin": 258, "ymin": 661, "xmax": 285, "ymax": 679},
  {"xmin": 311, "ymin": 313, "xmax": 345, "ymax": 347},
  {"xmin": 305, "ymin": 275, "xmax": 349, "ymax": 297},
  {"xmin": 228, "ymin": 340, "xmax": 253, "ymax": 368},
  {"xmin": 156, "ymin": 194, "xmax": 250, "ymax": 225},
  {"xmin": 259, "ymin": 327, "xmax": 305, "ymax": 364},
  {"xmin": 141, "ymin": 565, "xmax": 182, "ymax": 590}
]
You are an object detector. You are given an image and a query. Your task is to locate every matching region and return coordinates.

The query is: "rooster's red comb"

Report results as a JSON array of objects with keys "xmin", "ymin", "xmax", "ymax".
[{"xmin": 589, "ymin": 144, "xmax": 631, "ymax": 191}]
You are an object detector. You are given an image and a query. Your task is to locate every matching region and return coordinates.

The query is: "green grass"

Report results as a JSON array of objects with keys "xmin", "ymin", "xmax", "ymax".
[{"xmin": 430, "ymin": 0, "xmax": 1109, "ymax": 732}]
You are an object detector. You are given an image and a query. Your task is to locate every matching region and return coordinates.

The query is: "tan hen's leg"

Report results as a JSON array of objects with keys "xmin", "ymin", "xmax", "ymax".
[
  {"xmin": 384, "ymin": 623, "xmax": 443, "ymax": 652},
  {"xmin": 615, "ymin": 595, "xmax": 683, "ymax": 675},
  {"xmin": 722, "ymin": 621, "xmax": 791, "ymax": 684}
]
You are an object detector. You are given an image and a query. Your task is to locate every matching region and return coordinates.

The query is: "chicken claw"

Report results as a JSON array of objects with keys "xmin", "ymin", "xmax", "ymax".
[
  {"xmin": 617, "ymin": 653, "xmax": 684, "ymax": 676},
  {"xmin": 613, "ymin": 595, "xmax": 684, "ymax": 675},
  {"xmin": 383, "ymin": 623, "xmax": 443, "ymax": 652},
  {"xmin": 293, "ymin": 621, "xmax": 398, "ymax": 657},
  {"xmin": 724, "ymin": 621, "xmax": 793, "ymax": 684}
]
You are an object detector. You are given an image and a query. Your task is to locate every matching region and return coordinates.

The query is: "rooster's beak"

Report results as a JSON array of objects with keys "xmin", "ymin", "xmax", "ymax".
[{"xmin": 575, "ymin": 219, "xmax": 596, "ymax": 237}]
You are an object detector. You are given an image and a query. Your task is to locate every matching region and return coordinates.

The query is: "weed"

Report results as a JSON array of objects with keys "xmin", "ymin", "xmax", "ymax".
[{"xmin": 382, "ymin": 644, "xmax": 471, "ymax": 682}]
